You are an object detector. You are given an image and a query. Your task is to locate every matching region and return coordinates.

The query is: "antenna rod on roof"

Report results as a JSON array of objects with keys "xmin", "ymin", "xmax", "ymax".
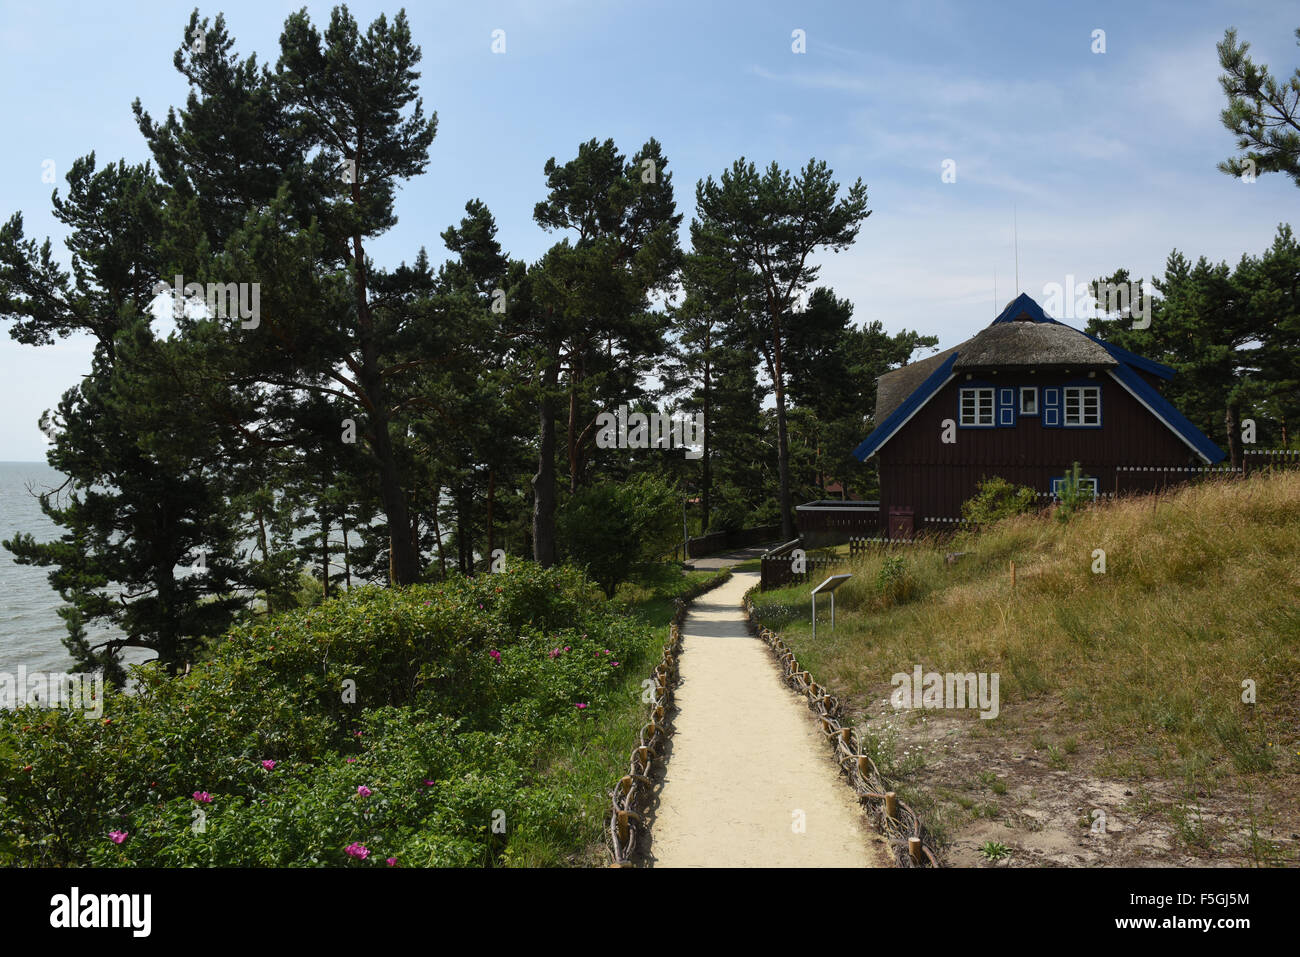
[
  {"xmin": 1014, "ymin": 205, "xmax": 1019, "ymax": 295},
  {"xmin": 994, "ymin": 266, "xmax": 997, "ymax": 318}
]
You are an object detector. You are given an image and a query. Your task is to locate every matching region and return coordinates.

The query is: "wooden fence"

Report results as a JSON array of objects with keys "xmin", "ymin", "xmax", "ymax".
[
  {"xmin": 794, "ymin": 501, "xmax": 880, "ymax": 547},
  {"xmin": 1113, "ymin": 449, "xmax": 1299, "ymax": 496},
  {"xmin": 686, "ymin": 523, "xmax": 782, "ymax": 559}
]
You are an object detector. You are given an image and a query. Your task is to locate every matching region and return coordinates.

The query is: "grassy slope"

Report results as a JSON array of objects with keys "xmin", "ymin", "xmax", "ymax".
[
  {"xmin": 508, "ymin": 564, "xmax": 729, "ymax": 866},
  {"xmin": 750, "ymin": 472, "xmax": 1300, "ymax": 865}
]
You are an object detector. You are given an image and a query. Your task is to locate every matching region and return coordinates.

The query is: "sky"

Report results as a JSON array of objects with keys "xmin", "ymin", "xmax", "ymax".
[{"xmin": 0, "ymin": 0, "xmax": 1296, "ymax": 460}]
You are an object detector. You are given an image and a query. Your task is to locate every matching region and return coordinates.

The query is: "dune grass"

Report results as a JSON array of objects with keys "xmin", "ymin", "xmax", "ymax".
[{"xmin": 750, "ymin": 473, "xmax": 1300, "ymax": 802}]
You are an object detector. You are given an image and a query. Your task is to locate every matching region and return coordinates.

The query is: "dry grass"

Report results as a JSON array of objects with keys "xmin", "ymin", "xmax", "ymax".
[{"xmin": 752, "ymin": 473, "xmax": 1300, "ymax": 861}]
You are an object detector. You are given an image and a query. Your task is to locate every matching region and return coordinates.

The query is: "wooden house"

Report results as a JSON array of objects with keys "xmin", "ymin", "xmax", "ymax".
[{"xmin": 845, "ymin": 293, "xmax": 1225, "ymax": 538}]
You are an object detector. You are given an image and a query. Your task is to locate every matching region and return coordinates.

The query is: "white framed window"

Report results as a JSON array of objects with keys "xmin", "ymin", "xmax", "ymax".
[
  {"xmin": 1052, "ymin": 476, "xmax": 1099, "ymax": 499},
  {"xmin": 959, "ymin": 387, "xmax": 994, "ymax": 426},
  {"xmin": 1019, "ymin": 387, "xmax": 1038, "ymax": 415},
  {"xmin": 1063, "ymin": 386, "xmax": 1100, "ymax": 426}
]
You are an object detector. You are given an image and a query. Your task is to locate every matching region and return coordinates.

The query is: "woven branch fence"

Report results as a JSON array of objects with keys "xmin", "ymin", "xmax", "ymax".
[
  {"xmin": 605, "ymin": 572, "xmax": 734, "ymax": 865},
  {"xmin": 742, "ymin": 593, "xmax": 942, "ymax": 868},
  {"xmin": 605, "ymin": 599, "xmax": 684, "ymax": 865}
]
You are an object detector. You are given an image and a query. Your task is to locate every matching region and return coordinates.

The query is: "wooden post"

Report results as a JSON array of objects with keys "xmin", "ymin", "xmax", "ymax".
[
  {"xmin": 885, "ymin": 791, "xmax": 898, "ymax": 821},
  {"xmin": 908, "ymin": 837, "xmax": 922, "ymax": 864}
]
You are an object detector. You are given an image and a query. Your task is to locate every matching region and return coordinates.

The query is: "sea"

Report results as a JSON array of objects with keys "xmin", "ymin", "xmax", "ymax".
[{"xmin": 0, "ymin": 461, "xmax": 151, "ymax": 675}]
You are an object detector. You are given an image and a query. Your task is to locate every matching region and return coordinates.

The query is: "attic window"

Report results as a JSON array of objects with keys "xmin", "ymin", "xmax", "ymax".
[{"xmin": 959, "ymin": 387, "xmax": 994, "ymax": 426}]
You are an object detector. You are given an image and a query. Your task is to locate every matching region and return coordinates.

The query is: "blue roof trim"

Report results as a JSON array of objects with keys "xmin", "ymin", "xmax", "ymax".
[
  {"xmin": 853, "ymin": 352, "xmax": 959, "ymax": 462},
  {"xmin": 852, "ymin": 293, "xmax": 1210, "ymax": 461},
  {"xmin": 1080, "ymin": 331, "xmax": 1175, "ymax": 380},
  {"xmin": 1109, "ymin": 363, "xmax": 1225, "ymax": 463},
  {"xmin": 991, "ymin": 292, "xmax": 1050, "ymax": 324}
]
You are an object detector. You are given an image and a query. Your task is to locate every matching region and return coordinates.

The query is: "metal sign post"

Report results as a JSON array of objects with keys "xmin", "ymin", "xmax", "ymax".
[{"xmin": 811, "ymin": 573, "xmax": 853, "ymax": 641}]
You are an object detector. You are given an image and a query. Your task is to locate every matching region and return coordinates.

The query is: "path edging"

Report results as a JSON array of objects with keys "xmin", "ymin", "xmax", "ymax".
[
  {"xmin": 605, "ymin": 570, "xmax": 732, "ymax": 866},
  {"xmin": 742, "ymin": 587, "xmax": 943, "ymax": 868}
]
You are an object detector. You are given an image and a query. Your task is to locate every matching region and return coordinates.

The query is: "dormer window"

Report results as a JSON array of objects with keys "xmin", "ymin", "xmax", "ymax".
[{"xmin": 1020, "ymin": 387, "xmax": 1038, "ymax": 415}]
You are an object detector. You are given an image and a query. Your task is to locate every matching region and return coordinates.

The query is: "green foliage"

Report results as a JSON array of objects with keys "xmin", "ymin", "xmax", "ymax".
[
  {"xmin": 558, "ymin": 473, "xmax": 681, "ymax": 596},
  {"xmin": 691, "ymin": 156, "xmax": 873, "ymax": 537},
  {"xmin": 1054, "ymin": 462, "xmax": 1093, "ymax": 524},
  {"xmin": 980, "ymin": 841, "xmax": 1010, "ymax": 861},
  {"xmin": 0, "ymin": 562, "xmax": 647, "ymax": 866},
  {"xmin": 1217, "ymin": 28, "xmax": 1300, "ymax": 188},
  {"xmin": 961, "ymin": 476, "xmax": 1039, "ymax": 526},
  {"xmin": 1086, "ymin": 227, "xmax": 1300, "ymax": 462},
  {"xmin": 876, "ymin": 554, "xmax": 915, "ymax": 606}
]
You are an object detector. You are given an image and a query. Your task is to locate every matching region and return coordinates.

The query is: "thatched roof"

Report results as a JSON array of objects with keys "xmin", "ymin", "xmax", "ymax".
[
  {"xmin": 873, "ymin": 320, "xmax": 1115, "ymax": 423},
  {"xmin": 874, "ymin": 343, "xmax": 965, "ymax": 423},
  {"xmin": 952, "ymin": 321, "xmax": 1116, "ymax": 372}
]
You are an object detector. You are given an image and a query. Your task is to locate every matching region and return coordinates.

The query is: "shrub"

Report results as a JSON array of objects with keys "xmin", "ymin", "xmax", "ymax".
[
  {"xmin": 0, "ymin": 561, "xmax": 651, "ymax": 866},
  {"xmin": 558, "ymin": 473, "xmax": 681, "ymax": 596},
  {"xmin": 1055, "ymin": 461, "xmax": 1094, "ymax": 523},
  {"xmin": 961, "ymin": 476, "xmax": 1038, "ymax": 525},
  {"xmin": 876, "ymin": 555, "xmax": 916, "ymax": 606}
]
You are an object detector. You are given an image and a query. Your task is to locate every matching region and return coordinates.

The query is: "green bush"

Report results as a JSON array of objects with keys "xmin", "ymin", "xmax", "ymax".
[
  {"xmin": 876, "ymin": 555, "xmax": 916, "ymax": 606},
  {"xmin": 1055, "ymin": 462, "xmax": 1094, "ymax": 523},
  {"xmin": 961, "ymin": 476, "xmax": 1039, "ymax": 525},
  {"xmin": 558, "ymin": 472, "xmax": 681, "ymax": 596},
  {"xmin": 0, "ymin": 562, "xmax": 651, "ymax": 866}
]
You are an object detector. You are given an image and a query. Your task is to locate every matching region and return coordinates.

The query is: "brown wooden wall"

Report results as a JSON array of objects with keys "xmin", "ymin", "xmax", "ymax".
[{"xmin": 875, "ymin": 370, "xmax": 1200, "ymax": 528}]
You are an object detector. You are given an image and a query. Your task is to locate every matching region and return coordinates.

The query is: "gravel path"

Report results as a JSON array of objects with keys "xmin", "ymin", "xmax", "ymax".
[{"xmin": 648, "ymin": 571, "xmax": 891, "ymax": 867}]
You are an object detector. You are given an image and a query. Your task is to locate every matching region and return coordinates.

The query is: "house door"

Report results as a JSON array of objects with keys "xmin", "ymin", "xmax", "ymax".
[{"xmin": 888, "ymin": 505, "xmax": 914, "ymax": 540}]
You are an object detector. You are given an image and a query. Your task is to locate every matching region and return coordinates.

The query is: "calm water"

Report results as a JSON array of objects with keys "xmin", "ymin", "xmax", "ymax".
[{"xmin": 0, "ymin": 462, "xmax": 150, "ymax": 674}]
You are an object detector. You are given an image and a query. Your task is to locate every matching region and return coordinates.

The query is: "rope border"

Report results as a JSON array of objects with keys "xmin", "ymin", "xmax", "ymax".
[
  {"xmin": 742, "ymin": 591, "xmax": 942, "ymax": 868},
  {"xmin": 605, "ymin": 571, "xmax": 731, "ymax": 866}
]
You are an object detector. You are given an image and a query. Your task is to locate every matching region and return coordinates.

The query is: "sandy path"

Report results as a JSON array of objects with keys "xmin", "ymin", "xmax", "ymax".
[{"xmin": 648, "ymin": 571, "xmax": 891, "ymax": 867}]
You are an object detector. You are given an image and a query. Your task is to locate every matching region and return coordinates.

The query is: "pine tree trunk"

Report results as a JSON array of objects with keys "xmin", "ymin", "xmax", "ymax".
[
  {"xmin": 321, "ymin": 508, "xmax": 331, "ymax": 600},
  {"xmin": 702, "ymin": 353, "xmax": 712, "ymax": 533},
  {"xmin": 486, "ymin": 468, "xmax": 496, "ymax": 567},
  {"xmin": 770, "ymin": 309, "xmax": 796, "ymax": 540},
  {"xmin": 431, "ymin": 485, "xmax": 446, "ymax": 580},
  {"xmin": 371, "ymin": 418, "xmax": 420, "ymax": 585},
  {"xmin": 350, "ymin": 170, "xmax": 419, "ymax": 586},
  {"xmin": 343, "ymin": 520, "xmax": 351, "ymax": 591},
  {"xmin": 533, "ymin": 365, "xmax": 559, "ymax": 567},
  {"xmin": 1226, "ymin": 403, "xmax": 1241, "ymax": 470}
]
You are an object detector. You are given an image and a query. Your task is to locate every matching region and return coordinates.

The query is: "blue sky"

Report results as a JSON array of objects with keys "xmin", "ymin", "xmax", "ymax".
[{"xmin": 1, "ymin": 0, "xmax": 1296, "ymax": 460}]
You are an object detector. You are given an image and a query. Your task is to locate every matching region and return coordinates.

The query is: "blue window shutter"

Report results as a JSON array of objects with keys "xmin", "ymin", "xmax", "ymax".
[
  {"xmin": 1043, "ymin": 387, "xmax": 1061, "ymax": 428},
  {"xmin": 998, "ymin": 388, "xmax": 1015, "ymax": 426}
]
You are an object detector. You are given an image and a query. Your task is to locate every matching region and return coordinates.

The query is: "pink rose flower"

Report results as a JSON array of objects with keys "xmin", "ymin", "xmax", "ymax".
[
  {"xmin": 192, "ymin": 791, "xmax": 212, "ymax": 804},
  {"xmin": 345, "ymin": 842, "xmax": 370, "ymax": 859},
  {"xmin": 109, "ymin": 830, "xmax": 128, "ymax": 844},
  {"xmin": 357, "ymin": 785, "xmax": 372, "ymax": 798},
  {"xmin": 261, "ymin": 760, "xmax": 276, "ymax": 770}
]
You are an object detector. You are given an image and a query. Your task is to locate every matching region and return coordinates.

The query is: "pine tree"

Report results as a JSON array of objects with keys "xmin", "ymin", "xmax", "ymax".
[{"xmin": 691, "ymin": 158, "xmax": 870, "ymax": 538}]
